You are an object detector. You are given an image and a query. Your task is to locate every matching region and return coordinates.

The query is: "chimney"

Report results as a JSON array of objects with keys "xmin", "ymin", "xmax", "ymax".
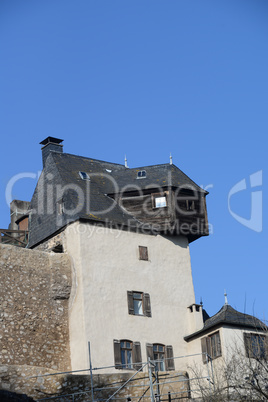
[{"xmin": 40, "ymin": 137, "xmax": 64, "ymax": 167}]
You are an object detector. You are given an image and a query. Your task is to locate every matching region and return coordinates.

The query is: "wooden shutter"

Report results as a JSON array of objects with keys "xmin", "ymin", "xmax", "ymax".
[
  {"xmin": 127, "ymin": 291, "xmax": 134, "ymax": 315},
  {"xmin": 133, "ymin": 342, "xmax": 142, "ymax": 371},
  {"xmin": 201, "ymin": 337, "xmax": 207, "ymax": 363},
  {"xmin": 165, "ymin": 345, "xmax": 175, "ymax": 371},
  {"xmin": 139, "ymin": 246, "xmax": 148, "ymax": 261},
  {"xmin": 146, "ymin": 343, "xmax": 154, "ymax": 362},
  {"xmin": 114, "ymin": 339, "xmax": 122, "ymax": 369},
  {"xmin": 144, "ymin": 293, "xmax": 152, "ymax": 317},
  {"xmin": 206, "ymin": 337, "xmax": 212, "ymax": 359},
  {"xmin": 216, "ymin": 332, "xmax": 222, "ymax": 357},
  {"xmin": 244, "ymin": 333, "xmax": 252, "ymax": 358}
]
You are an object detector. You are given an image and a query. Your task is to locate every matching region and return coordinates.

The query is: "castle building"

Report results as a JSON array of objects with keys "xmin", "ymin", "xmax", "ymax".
[
  {"xmin": 1, "ymin": 137, "xmax": 266, "ymax": 400},
  {"xmin": 28, "ymin": 137, "xmax": 209, "ymax": 373}
]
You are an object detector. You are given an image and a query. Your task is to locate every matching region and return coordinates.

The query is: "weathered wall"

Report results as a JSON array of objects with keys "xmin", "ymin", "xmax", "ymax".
[
  {"xmin": 0, "ymin": 243, "xmax": 72, "ymax": 388},
  {"xmin": 65, "ymin": 221, "xmax": 197, "ymax": 373}
]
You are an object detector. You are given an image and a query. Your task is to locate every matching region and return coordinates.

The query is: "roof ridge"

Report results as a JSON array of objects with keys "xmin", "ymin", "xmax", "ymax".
[{"xmin": 51, "ymin": 151, "xmax": 125, "ymax": 167}]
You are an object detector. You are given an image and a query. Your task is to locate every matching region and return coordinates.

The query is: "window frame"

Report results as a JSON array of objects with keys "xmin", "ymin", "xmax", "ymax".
[
  {"xmin": 244, "ymin": 332, "xmax": 267, "ymax": 360},
  {"xmin": 186, "ymin": 199, "xmax": 195, "ymax": 211},
  {"xmin": 133, "ymin": 292, "xmax": 143, "ymax": 315},
  {"xmin": 127, "ymin": 291, "xmax": 151, "ymax": 317},
  {"xmin": 146, "ymin": 343, "xmax": 175, "ymax": 371},
  {"xmin": 79, "ymin": 171, "xmax": 90, "ymax": 180},
  {"xmin": 201, "ymin": 331, "xmax": 222, "ymax": 363},
  {"xmin": 153, "ymin": 344, "xmax": 166, "ymax": 371},
  {"xmin": 137, "ymin": 170, "xmax": 146, "ymax": 179},
  {"xmin": 120, "ymin": 340, "xmax": 133, "ymax": 369},
  {"xmin": 139, "ymin": 246, "xmax": 148, "ymax": 261},
  {"xmin": 114, "ymin": 339, "xmax": 142, "ymax": 370},
  {"xmin": 152, "ymin": 192, "xmax": 168, "ymax": 209}
]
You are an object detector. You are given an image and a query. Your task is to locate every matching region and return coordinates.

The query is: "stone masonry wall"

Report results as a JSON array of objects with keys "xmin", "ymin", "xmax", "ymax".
[
  {"xmin": 0, "ymin": 367, "xmax": 190, "ymax": 401},
  {"xmin": 0, "ymin": 243, "xmax": 191, "ymax": 400},
  {"xmin": 0, "ymin": 243, "xmax": 72, "ymax": 395}
]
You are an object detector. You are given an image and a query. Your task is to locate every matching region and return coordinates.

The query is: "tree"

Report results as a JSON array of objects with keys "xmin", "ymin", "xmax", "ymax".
[{"xmin": 188, "ymin": 327, "xmax": 268, "ymax": 401}]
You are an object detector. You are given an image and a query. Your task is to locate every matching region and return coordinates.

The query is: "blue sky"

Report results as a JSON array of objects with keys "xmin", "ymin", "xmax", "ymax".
[{"xmin": 0, "ymin": 0, "xmax": 267, "ymax": 321}]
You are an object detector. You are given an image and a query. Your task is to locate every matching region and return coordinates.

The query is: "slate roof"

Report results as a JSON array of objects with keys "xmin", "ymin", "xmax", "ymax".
[
  {"xmin": 52, "ymin": 152, "xmax": 206, "ymax": 194},
  {"xmin": 28, "ymin": 149, "xmax": 207, "ymax": 247},
  {"xmin": 184, "ymin": 304, "xmax": 267, "ymax": 341},
  {"xmin": 105, "ymin": 163, "xmax": 206, "ymax": 194}
]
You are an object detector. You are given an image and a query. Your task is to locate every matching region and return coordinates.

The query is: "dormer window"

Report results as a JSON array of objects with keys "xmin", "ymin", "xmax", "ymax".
[
  {"xmin": 79, "ymin": 171, "xmax": 90, "ymax": 180},
  {"xmin": 137, "ymin": 170, "xmax": 146, "ymax": 179}
]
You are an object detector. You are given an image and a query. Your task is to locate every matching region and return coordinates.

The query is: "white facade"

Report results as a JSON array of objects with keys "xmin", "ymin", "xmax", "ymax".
[{"xmin": 64, "ymin": 221, "xmax": 199, "ymax": 373}]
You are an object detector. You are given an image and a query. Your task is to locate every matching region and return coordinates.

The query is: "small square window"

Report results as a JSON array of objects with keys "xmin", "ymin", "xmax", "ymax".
[
  {"xmin": 79, "ymin": 171, "xmax": 90, "ymax": 180},
  {"xmin": 139, "ymin": 246, "xmax": 148, "ymax": 261},
  {"xmin": 152, "ymin": 193, "xmax": 168, "ymax": 208},
  {"xmin": 127, "ymin": 291, "xmax": 151, "ymax": 317},
  {"xmin": 155, "ymin": 196, "xmax": 167, "ymax": 208},
  {"xmin": 137, "ymin": 170, "xmax": 146, "ymax": 179}
]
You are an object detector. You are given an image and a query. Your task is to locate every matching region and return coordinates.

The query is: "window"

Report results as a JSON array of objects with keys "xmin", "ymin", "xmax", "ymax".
[
  {"xmin": 152, "ymin": 192, "xmax": 168, "ymax": 208},
  {"xmin": 79, "ymin": 171, "xmax": 90, "ymax": 180},
  {"xmin": 201, "ymin": 331, "xmax": 222, "ymax": 363},
  {"xmin": 146, "ymin": 343, "xmax": 175, "ymax": 371},
  {"xmin": 139, "ymin": 246, "xmax": 148, "ymax": 261},
  {"xmin": 114, "ymin": 339, "xmax": 142, "ymax": 370},
  {"xmin": 186, "ymin": 200, "xmax": 195, "ymax": 211},
  {"xmin": 127, "ymin": 291, "xmax": 151, "ymax": 317},
  {"xmin": 153, "ymin": 344, "xmax": 165, "ymax": 371},
  {"xmin": 137, "ymin": 170, "xmax": 146, "ymax": 179},
  {"xmin": 121, "ymin": 340, "xmax": 132, "ymax": 369},
  {"xmin": 155, "ymin": 196, "xmax": 166, "ymax": 208},
  {"xmin": 244, "ymin": 333, "xmax": 267, "ymax": 359},
  {"xmin": 56, "ymin": 200, "xmax": 64, "ymax": 215}
]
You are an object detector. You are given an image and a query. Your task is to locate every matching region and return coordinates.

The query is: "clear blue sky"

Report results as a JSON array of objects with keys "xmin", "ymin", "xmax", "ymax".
[{"xmin": 0, "ymin": 0, "xmax": 267, "ymax": 321}]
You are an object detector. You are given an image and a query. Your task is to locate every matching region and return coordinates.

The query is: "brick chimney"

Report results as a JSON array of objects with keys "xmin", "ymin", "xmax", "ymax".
[{"xmin": 40, "ymin": 137, "xmax": 63, "ymax": 167}]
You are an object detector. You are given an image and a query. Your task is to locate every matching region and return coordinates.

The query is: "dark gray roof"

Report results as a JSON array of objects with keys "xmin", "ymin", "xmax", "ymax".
[
  {"xmin": 107, "ymin": 164, "xmax": 206, "ymax": 194},
  {"xmin": 28, "ymin": 150, "xmax": 207, "ymax": 247},
  {"xmin": 184, "ymin": 304, "xmax": 267, "ymax": 341},
  {"xmin": 53, "ymin": 152, "xmax": 206, "ymax": 194},
  {"xmin": 50, "ymin": 152, "xmax": 206, "ymax": 224}
]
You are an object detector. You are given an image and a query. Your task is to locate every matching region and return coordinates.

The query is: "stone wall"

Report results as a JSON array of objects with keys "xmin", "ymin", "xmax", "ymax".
[
  {"xmin": 0, "ymin": 243, "xmax": 191, "ymax": 401},
  {"xmin": 0, "ymin": 243, "xmax": 72, "ymax": 396},
  {"xmin": 0, "ymin": 366, "xmax": 190, "ymax": 401}
]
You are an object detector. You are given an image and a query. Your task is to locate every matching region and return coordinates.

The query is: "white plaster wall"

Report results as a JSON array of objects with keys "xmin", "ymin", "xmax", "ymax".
[
  {"xmin": 185, "ymin": 325, "xmax": 267, "ymax": 382},
  {"xmin": 221, "ymin": 326, "xmax": 266, "ymax": 361},
  {"xmin": 65, "ymin": 221, "xmax": 197, "ymax": 373}
]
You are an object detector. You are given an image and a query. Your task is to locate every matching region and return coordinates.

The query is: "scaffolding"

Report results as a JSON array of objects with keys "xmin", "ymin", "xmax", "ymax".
[{"xmin": 26, "ymin": 350, "xmax": 214, "ymax": 402}]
